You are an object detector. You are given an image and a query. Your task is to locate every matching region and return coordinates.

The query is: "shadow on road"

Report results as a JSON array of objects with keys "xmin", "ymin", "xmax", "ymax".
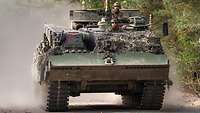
[
  {"xmin": 1, "ymin": 104, "xmax": 200, "ymax": 113},
  {"xmin": 67, "ymin": 104, "xmax": 200, "ymax": 112},
  {"xmin": 69, "ymin": 104, "xmax": 134, "ymax": 112}
]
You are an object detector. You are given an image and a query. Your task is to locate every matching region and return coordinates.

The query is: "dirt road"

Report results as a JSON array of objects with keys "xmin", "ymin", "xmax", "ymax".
[{"xmin": 0, "ymin": 0, "xmax": 199, "ymax": 113}]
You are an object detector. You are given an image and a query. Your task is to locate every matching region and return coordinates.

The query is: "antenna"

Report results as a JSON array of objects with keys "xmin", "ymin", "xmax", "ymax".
[
  {"xmin": 104, "ymin": 0, "xmax": 111, "ymax": 21},
  {"xmin": 105, "ymin": 0, "xmax": 109, "ymax": 12},
  {"xmin": 149, "ymin": 14, "xmax": 152, "ymax": 29}
]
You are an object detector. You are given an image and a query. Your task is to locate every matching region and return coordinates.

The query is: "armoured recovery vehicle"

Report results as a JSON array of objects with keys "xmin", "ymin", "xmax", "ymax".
[{"xmin": 33, "ymin": 1, "xmax": 171, "ymax": 112}]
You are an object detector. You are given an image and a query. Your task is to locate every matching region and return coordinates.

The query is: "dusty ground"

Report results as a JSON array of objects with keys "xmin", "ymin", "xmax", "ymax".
[{"xmin": 0, "ymin": 0, "xmax": 199, "ymax": 113}]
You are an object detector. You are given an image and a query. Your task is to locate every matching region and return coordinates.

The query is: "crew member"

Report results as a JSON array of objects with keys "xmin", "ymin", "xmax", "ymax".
[
  {"xmin": 111, "ymin": 19, "xmax": 120, "ymax": 31},
  {"xmin": 111, "ymin": 2, "xmax": 123, "ymax": 20}
]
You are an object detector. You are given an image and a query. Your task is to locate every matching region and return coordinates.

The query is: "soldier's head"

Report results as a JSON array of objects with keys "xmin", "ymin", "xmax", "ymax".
[
  {"xmin": 111, "ymin": 19, "xmax": 119, "ymax": 30},
  {"xmin": 112, "ymin": 2, "xmax": 121, "ymax": 15},
  {"xmin": 113, "ymin": 2, "xmax": 121, "ymax": 9}
]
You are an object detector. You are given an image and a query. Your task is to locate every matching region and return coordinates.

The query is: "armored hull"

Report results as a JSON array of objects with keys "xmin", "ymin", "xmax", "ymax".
[
  {"xmin": 33, "ymin": 7, "xmax": 170, "ymax": 112},
  {"xmin": 47, "ymin": 52, "xmax": 169, "ymax": 81}
]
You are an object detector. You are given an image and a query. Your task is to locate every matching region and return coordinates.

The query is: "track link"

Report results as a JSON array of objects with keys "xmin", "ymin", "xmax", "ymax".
[
  {"xmin": 46, "ymin": 81, "xmax": 69, "ymax": 112},
  {"xmin": 140, "ymin": 81, "xmax": 165, "ymax": 110},
  {"xmin": 122, "ymin": 81, "xmax": 165, "ymax": 110},
  {"xmin": 122, "ymin": 94, "xmax": 140, "ymax": 108}
]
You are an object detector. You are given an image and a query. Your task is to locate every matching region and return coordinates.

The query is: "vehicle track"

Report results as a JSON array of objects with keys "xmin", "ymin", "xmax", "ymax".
[
  {"xmin": 46, "ymin": 81, "xmax": 69, "ymax": 112},
  {"xmin": 140, "ymin": 82, "xmax": 165, "ymax": 110},
  {"xmin": 122, "ymin": 81, "xmax": 165, "ymax": 110}
]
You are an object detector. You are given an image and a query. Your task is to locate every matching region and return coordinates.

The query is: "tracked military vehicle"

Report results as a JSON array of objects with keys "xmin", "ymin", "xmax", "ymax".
[{"xmin": 33, "ymin": 1, "xmax": 171, "ymax": 112}]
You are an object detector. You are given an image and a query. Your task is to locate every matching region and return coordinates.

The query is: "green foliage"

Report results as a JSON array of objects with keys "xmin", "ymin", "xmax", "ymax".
[
  {"xmin": 80, "ymin": 0, "xmax": 103, "ymax": 8},
  {"xmin": 163, "ymin": 0, "xmax": 200, "ymax": 93}
]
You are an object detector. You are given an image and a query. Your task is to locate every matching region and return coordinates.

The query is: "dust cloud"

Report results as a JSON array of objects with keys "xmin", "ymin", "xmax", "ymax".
[
  {"xmin": 162, "ymin": 46, "xmax": 200, "ymax": 112},
  {"xmin": 0, "ymin": 0, "xmax": 80, "ymax": 108}
]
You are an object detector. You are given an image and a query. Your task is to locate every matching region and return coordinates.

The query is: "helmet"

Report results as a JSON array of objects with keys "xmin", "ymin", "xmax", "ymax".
[
  {"xmin": 98, "ymin": 18, "xmax": 106, "ymax": 26},
  {"xmin": 111, "ymin": 19, "xmax": 117, "ymax": 23},
  {"xmin": 113, "ymin": 2, "xmax": 121, "ymax": 9}
]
